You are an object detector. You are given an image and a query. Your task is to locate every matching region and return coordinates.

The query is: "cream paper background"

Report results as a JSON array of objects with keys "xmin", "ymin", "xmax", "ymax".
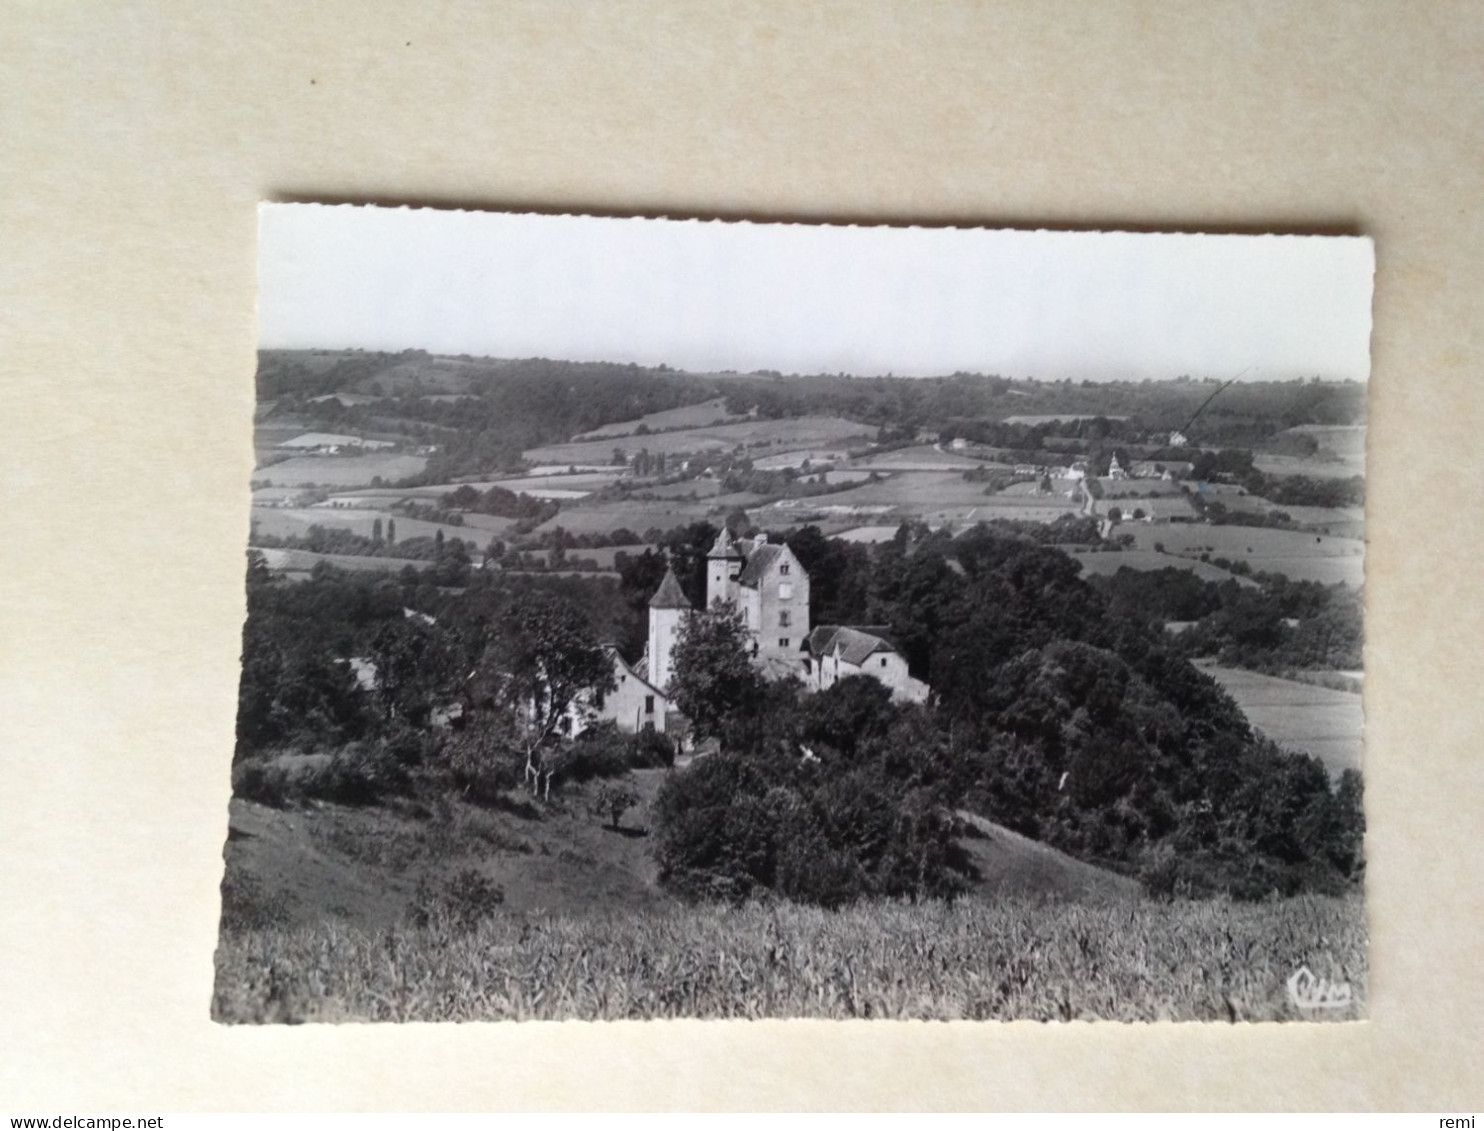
[{"xmin": 1, "ymin": 1, "xmax": 1479, "ymax": 1111}]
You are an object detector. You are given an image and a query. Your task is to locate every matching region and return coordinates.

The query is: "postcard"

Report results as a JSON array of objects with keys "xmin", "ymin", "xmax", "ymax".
[{"xmin": 215, "ymin": 205, "xmax": 1372, "ymax": 1023}]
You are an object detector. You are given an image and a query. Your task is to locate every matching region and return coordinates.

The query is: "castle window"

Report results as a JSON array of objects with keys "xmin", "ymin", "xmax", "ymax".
[
  {"xmin": 780, "ymin": 562, "xmax": 790, "ymax": 575},
  {"xmin": 881, "ymin": 657, "xmax": 888, "ymax": 668},
  {"xmin": 778, "ymin": 582, "xmax": 792, "ymax": 600},
  {"xmin": 778, "ymin": 610, "xmax": 791, "ymax": 627},
  {"xmin": 779, "ymin": 638, "xmax": 790, "ymax": 649},
  {"xmin": 645, "ymin": 695, "xmax": 655, "ymax": 715}
]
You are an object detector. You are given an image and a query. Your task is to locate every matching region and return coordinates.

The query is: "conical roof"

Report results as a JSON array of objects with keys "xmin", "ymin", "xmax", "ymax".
[
  {"xmin": 648, "ymin": 566, "xmax": 693, "ymax": 609},
  {"xmin": 706, "ymin": 527, "xmax": 740, "ymax": 559}
]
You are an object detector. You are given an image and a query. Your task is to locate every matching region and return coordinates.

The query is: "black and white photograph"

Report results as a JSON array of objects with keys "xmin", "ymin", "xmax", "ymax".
[{"xmin": 214, "ymin": 204, "xmax": 1371, "ymax": 1024}]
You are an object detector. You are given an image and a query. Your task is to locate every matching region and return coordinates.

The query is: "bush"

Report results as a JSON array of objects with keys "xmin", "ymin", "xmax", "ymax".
[
  {"xmin": 315, "ymin": 740, "xmax": 411, "ymax": 804},
  {"xmin": 231, "ymin": 752, "xmax": 331, "ymax": 807},
  {"xmin": 564, "ymin": 722, "xmax": 633, "ymax": 781},
  {"xmin": 628, "ymin": 726, "xmax": 676, "ymax": 769},
  {"xmin": 230, "ymin": 741, "xmax": 411, "ymax": 808},
  {"xmin": 431, "ymin": 726, "xmax": 523, "ymax": 804},
  {"xmin": 592, "ymin": 781, "xmax": 641, "ymax": 829},
  {"xmin": 405, "ymin": 867, "xmax": 505, "ymax": 930}
]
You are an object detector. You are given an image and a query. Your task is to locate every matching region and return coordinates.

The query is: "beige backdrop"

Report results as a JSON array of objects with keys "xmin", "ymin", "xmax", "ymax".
[{"xmin": 2, "ymin": 1, "xmax": 1480, "ymax": 1112}]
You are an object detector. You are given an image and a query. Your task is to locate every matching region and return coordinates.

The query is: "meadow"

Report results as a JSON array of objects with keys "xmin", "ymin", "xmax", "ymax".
[
  {"xmin": 523, "ymin": 416, "xmax": 875, "ymax": 465},
  {"xmin": 250, "ymin": 506, "xmax": 494, "ymax": 547},
  {"xmin": 213, "ymin": 893, "xmax": 1365, "ymax": 1023},
  {"xmin": 844, "ymin": 445, "xmax": 986, "ymax": 472},
  {"xmin": 252, "ymin": 453, "xmax": 428, "ymax": 488},
  {"xmin": 532, "ymin": 499, "xmax": 717, "ymax": 537},
  {"xmin": 1195, "ymin": 662, "xmax": 1364, "ymax": 776},
  {"xmin": 1122, "ymin": 523, "xmax": 1366, "ymax": 586},
  {"xmin": 819, "ymin": 472, "xmax": 1042, "ymax": 509},
  {"xmin": 1067, "ymin": 549, "xmax": 1259, "ymax": 586},
  {"xmin": 487, "ymin": 472, "xmax": 625, "ymax": 495},
  {"xmin": 573, "ymin": 397, "xmax": 745, "ymax": 439},
  {"xmin": 250, "ymin": 547, "xmax": 431, "ymax": 576},
  {"xmin": 1251, "ymin": 453, "xmax": 1365, "ymax": 480}
]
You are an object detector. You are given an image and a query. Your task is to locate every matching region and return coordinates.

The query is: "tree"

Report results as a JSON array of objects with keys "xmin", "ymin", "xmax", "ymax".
[
  {"xmin": 593, "ymin": 780, "xmax": 640, "ymax": 830},
  {"xmin": 474, "ymin": 594, "xmax": 616, "ymax": 781},
  {"xmin": 367, "ymin": 617, "xmax": 460, "ymax": 727},
  {"xmin": 386, "ymin": 517, "xmax": 396, "ymax": 546},
  {"xmin": 372, "ymin": 517, "xmax": 384, "ymax": 545},
  {"xmin": 668, "ymin": 605, "xmax": 766, "ymax": 747}
]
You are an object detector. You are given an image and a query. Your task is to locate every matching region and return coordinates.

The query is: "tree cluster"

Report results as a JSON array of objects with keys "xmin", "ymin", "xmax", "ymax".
[{"xmin": 649, "ymin": 526, "xmax": 1364, "ymax": 905}]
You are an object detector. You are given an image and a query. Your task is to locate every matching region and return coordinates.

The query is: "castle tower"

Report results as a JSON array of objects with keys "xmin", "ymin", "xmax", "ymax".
[
  {"xmin": 705, "ymin": 527, "xmax": 743, "ymax": 612},
  {"xmin": 647, "ymin": 565, "xmax": 693, "ymax": 691}
]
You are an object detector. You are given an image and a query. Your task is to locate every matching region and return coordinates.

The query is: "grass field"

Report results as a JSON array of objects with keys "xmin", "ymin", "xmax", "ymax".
[
  {"xmin": 635, "ymin": 479, "xmax": 726, "ymax": 499},
  {"xmin": 213, "ymin": 893, "xmax": 1364, "ymax": 1023},
  {"xmin": 1251, "ymin": 453, "xmax": 1365, "ymax": 480},
  {"xmin": 1194, "ymin": 662, "xmax": 1363, "ymax": 776},
  {"xmin": 250, "ymin": 506, "xmax": 491, "ymax": 547},
  {"xmin": 846, "ymin": 445, "xmax": 986, "ymax": 471},
  {"xmin": 1068, "ymin": 549, "xmax": 1260, "ymax": 586},
  {"xmin": 215, "ymin": 753, "xmax": 1364, "ymax": 1024},
  {"xmin": 1098, "ymin": 479, "xmax": 1190, "ymax": 501},
  {"xmin": 1283, "ymin": 424, "xmax": 1367, "ymax": 456},
  {"xmin": 517, "ymin": 545, "xmax": 649, "ymax": 569},
  {"xmin": 817, "ymin": 472, "xmax": 1026, "ymax": 508},
  {"xmin": 1122, "ymin": 524, "xmax": 1365, "ymax": 586},
  {"xmin": 573, "ymin": 398, "xmax": 745, "ymax": 439},
  {"xmin": 253, "ymin": 453, "xmax": 428, "ymax": 488},
  {"xmin": 524, "ymin": 416, "xmax": 875, "ymax": 465},
  {"xmin": 532, "ymin": 499, "xmax": 717, "ymax": 537},
  {"xmin": 752, "ymin": 448, "xmax": 855, "ymax": 470},
  {"xmin": 487, "ymin": 472, "xmax": 626, "ymax": 494},
  {"xmin": 835, "ymin": 525, "xmax": 907, "ymax": 543},
  {"xmin": 249, "ymin": 548, "xmax": 430, "ymax": 576}
]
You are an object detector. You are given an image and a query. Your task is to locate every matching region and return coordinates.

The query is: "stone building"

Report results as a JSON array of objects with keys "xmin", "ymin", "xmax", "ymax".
[
  {"xmin": 588, "ymin": 644, "xmax": 671, "ymax": 734},
  {"xmin": 704, "ymin": 529, "xmax": 810, "ymax": 670},
  {"xmin": 803, "ymin": 625, "xmax": 930, "ymax": 704}
]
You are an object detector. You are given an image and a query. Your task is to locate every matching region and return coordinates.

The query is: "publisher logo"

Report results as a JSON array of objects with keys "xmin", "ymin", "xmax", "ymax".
[{"xmin": 1286, "ymin": 965, "xmax": 1353, "ymax": 1010}]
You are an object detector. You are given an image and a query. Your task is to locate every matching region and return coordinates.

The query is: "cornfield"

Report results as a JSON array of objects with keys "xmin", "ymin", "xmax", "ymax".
[{"xmin": 213, "ymin": 894, "xmax": 1364, "ymax": 1024}]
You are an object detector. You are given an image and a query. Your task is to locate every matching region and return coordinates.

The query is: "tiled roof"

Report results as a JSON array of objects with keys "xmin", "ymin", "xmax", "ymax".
[
  {"xmin": 756, "ymin": 654, "xmax": 806, "ymax": 682},
  {"xmin": 736, "ymin": 544, "xmax": 784, "ymax": 587},
  {"xmin": 648, "ymin": 567, "xmax": 693, "ymax": 609},
  {"xmin": 707, "ymin": 528, "xmax": 739, "ymax": 559},
  {"xmin": 806, "ymin": 625, "xmax": 896, "ymax": 667},
  {"xmin": 601, "ymin": 643, "xmax": 665, "ymax": 696}
]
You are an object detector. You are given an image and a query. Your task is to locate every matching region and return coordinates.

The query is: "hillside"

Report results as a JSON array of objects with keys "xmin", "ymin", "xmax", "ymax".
[{"xmin": 220, "ymin": 768, "xmax": 1140, "ymax": 932}]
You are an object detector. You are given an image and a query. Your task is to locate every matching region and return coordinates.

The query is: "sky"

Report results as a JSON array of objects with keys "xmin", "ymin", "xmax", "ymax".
[{"xmin": 258, "ymin": 204, "xmax": 1375, "ymax": 383}]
